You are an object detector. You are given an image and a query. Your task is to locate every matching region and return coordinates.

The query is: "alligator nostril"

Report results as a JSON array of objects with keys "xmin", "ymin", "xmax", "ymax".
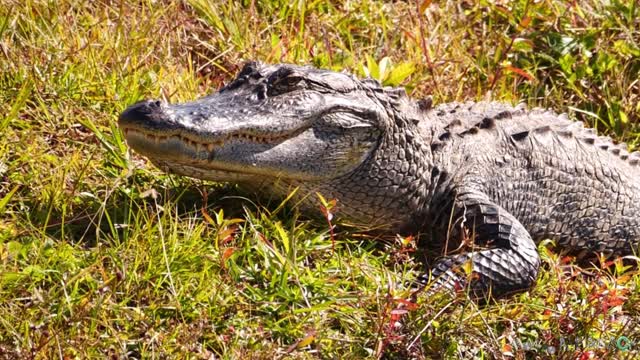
[
  {"xmin": 257, "ymin": 87, "xmax": 266, "ymax": 100},
  {"xmin": 119, "ymin": 99, "xmax": 167, "ymax": 126}
]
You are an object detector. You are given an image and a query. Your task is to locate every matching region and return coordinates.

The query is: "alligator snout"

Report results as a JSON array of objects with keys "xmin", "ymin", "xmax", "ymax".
[{"xmin": 118, "ymin": 100, "xmax": 168, "ymax": 129}]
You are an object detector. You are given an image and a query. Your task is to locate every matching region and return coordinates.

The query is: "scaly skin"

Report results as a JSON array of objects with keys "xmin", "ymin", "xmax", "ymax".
[{"xmin": 119, "ymin": 62, "xmax": 640, "ymax": 297}]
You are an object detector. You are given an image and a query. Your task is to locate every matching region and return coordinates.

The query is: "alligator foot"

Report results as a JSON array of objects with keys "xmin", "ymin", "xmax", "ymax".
[{"xmin": 418, "ymin": 186, "xmax": 541, "ymax": 298}]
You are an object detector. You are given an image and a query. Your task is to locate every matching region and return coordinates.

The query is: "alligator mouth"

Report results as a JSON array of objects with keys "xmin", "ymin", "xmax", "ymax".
[
  {"xmin": 120, "ymin": 126, "xmax": 297, "ymax": 155},
  {"xmin": 118, "ymin": 99, "xmax": 310, "ymax": 159},
  {"xmin": 122, "ymin": 128, "xmax": 269, "ymax": 180},
  {"xmin": 120, "ymin": 121, "xmax": 319, "ymax": 181}
]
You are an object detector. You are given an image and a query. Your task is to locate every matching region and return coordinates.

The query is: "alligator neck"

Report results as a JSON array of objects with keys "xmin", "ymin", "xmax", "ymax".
[{"xmin": 281, "ymin": 125, "xmax": 434, "ymax": 233}]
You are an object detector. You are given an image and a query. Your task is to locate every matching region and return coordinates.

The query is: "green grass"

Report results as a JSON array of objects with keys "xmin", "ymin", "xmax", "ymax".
[{"xmin": 1, "ymin": 0, "xmax": 639, "ymax": 358}]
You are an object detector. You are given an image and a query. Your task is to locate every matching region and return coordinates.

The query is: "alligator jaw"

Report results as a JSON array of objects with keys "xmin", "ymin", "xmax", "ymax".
[
  {"xmin": 119, "ymin": 115, "xmax": 302, "ymax": 161},
  {"xmin": 120, "ymin": 123, "xmax": 309, "ymax": 182},
  {"xmin": 118, "ymin": 99, "xmax": 312, "ymax": 181}
]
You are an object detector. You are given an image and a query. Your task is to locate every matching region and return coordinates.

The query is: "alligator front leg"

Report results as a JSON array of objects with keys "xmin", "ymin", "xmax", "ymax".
[{"xmin": 421, "ymin": 187, "xmax": 541, "ymax": 298}]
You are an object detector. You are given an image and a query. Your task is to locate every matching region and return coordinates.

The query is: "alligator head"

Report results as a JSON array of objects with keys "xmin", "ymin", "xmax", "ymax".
[
  {"xmin": 118, "ymin": 62, "xmax": 401, "ymax": 183},
  {"xmin": 119, "ymin": 62, "xmax": 431, "ymax": 230}
]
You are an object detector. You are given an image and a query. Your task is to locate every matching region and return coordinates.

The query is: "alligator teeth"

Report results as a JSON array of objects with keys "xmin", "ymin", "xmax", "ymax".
[{"xmin": 125, "ymin": 128, "xmax": 287, "ymax": 151}]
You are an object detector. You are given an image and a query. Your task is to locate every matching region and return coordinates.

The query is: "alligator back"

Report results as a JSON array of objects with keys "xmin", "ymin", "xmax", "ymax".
[{"xmin": 424, "ymin": 102, "xmax": 640, "ymax": 256}]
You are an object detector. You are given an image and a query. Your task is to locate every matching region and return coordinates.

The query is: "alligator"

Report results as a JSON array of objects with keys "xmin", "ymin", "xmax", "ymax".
[{"xmin": 118, "ymin": 62, "xmax": 640, "ymax": 298}]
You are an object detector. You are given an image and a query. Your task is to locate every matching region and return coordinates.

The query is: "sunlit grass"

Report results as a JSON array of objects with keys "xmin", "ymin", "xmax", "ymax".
[{"xmin": 0, "ymin": 0, "xmax": 638, "ymax": 358}]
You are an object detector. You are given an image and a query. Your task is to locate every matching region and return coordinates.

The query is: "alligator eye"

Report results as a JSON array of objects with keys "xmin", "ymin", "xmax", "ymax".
[{"xmin": 267, "ymin": 72, "xmax": 304, "ymax": 97}]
